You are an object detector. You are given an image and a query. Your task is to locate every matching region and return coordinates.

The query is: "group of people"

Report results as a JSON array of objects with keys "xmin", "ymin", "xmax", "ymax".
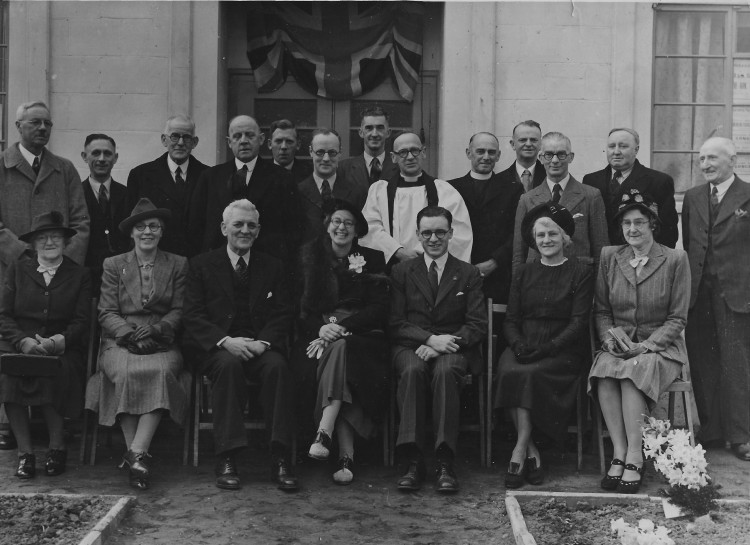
[{"xmin": 0, "ymin": 100, "xmax": 748, "ymax": 498}]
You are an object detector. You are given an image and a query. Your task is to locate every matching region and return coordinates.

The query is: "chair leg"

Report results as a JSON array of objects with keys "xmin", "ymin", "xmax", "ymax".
[
  {"xmin": 90, "ymin": 422, "xmax": 99, "ymax": 466},
  {"xmin": 388, "ymin": 378, "xmax": 397, "ymax": 467},
  {"xmin": 193, "ymin": 375, "xmax": 201, "ymax": 467},
  {"xmin": 79, "ymin": 411, "xmax": 91, "ymax": 465},
  {"xmin": 576, "ymin": 383, "xmax": 584, "ymax": 471},
  {"xmin": 594, "ymin": 399, "xmax": 605, "ymax": 475},
  {"xmin": 478, "ymin": 374, "xmax": 486, "ymax": 468},
  {"xmin": 684, "ymin": 391, "xmax": 696, "ymax": 447}
]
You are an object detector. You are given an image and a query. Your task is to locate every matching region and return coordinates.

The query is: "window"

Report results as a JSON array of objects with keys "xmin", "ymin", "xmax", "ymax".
[
  {"xmin": 653, "ymin": 5, "xmax": 750, "ymax": 193},
  {"xmin": 0, "ymin": 1, "xmax": 7, "ymax": 150}
]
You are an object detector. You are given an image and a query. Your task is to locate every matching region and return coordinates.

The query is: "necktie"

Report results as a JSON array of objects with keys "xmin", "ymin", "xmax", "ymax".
[
  {"xmin": 428, "ymin": 261, "xmax": 439, "ymax": 299},
  {"xmin": 521, "ymin": 169, "xmax": 532, "ymax": 192},
  {"xmin": 609, "ymin": 170, "xmax": 623, "ymax": 202},
  {"xmin": 232, "ymin": 165, "xmax": 249, "ymax": 198},
  {"xmin": 321, "ymin": 178, "xmax": 332, "ymax": 203},
  {"xmin": 32, "ymin": 156, "xmax": 41, "ymax": 177},
  {"xmin": 235, "ymin": 257, "xmax": 249, "ymax": 284},
  {"xmin": 98, "ymin": 183, "xmax": 109, "ymax": 215},
  {"xmin": 369, "ymin": 157, "xmax": 382, "ymax": 185},
  {"xmin": 175, "ymin": 166, "xmax": 185, "ymax": 187},
  {"xmin": 709, "ymin": 185, "xmax": 719, "ymax": 224},
  {"xmin": 552, "ymin": 183, "xmax": 562, "ymax": 203}
]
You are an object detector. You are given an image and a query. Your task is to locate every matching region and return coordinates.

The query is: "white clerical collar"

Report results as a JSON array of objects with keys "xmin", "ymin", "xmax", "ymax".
[
  {"xmin": 275, "ymin": 159, "xmax": 294, "ymax": 171},
  {"xmin": 402, "ymin": 173, "xmax": 422, "ymax": 183},
  {"xmin": 167, "ymin": 155, "xmax": 189, "ymax": 175},
  {"xmin": 470, "ymin": 171, "xmax": 492, "ymax": 180},
  {"xmin": 365, "ymin": 151, "xmax": 386, "ymax": 168},
  {"xmin": 234, "ymin": 156, "xmax": 258, "ymax": 173},
  {"xmin": 19, "ymin": 143, "xmax": 42, "ymax": 167},
  {"xmin": 88, "ymin": 177, "xmax": 112, "ymax": 199},
  {"xmin": 226, "ymin": 246, "xmax": 250, "ymax": 268},
  {"xmin": 422, "ymin": 251, "xmax": 449, "ymax": 281},
  {"xmin": 711, "ymin": 175, "xmax": 735, "ymax": 203},
  {"xmin": 313, "ymin": 172, "xmax": 337, "ymax": 192},
  {"xmin": 546, "ymin": 174, "xmax": 570, "ymax": 193},
  {"xmin": 515, "ymin": 161, "xmax": 536, "ymax": 180}
]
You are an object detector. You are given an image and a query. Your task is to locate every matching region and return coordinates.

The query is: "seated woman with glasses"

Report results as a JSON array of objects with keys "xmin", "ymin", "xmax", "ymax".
[
  {"xmin": 588, "ymin": 190, "xmax": 689, "ymax": 494},
  {"xmin": 0, "ymin": 211, "xmax": 91, "ymax": 479},
  {"xmin": 495, "ymin": 203, "xmax": 593, "ymax": 488},
  {"xmin": 293, "ymin": 199, "xmax": 389, "ymax": 484},
  {"xmin": 86, "ymin": 198, "xmax": 189, "ymax": 490}
]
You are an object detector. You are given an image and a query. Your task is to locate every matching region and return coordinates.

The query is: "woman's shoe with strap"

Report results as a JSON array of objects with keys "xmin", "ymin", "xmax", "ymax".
[
  {"xmin": 600, "ymin": 458, "xmax": 625, "ymax": 491},
  {"xmin": 616, "ymin": 463, "xmax": 644, "ymax": 494},
  {"xmin": 119, "ymin": 450, "xmax": 151, "ymax": 490}
]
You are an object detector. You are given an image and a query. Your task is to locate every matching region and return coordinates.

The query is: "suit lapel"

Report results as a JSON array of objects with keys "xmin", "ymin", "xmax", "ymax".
[
  {"xmin": 615, "ymin": 247, "xmax": 638, "ymax": 287},
  {"xmin": 434, "ymin": 255, "xmax": 459, "ymax": 307},
  {"xmin": 299, "ymin": 176, "xmax": 322, "ymax": 207},
  {"xmin": 332, "ymin": 177, "xmax": 355, "ymax": 202},
  {"xmin": 529, "ymin": 183, "xmax": 551, "ymax": 206},
  {"xmin": 355, "ymin": 156, "xmax": 368, "ymax": 183},
  {"xmin": 21, "ymin": 259, "xmax": 48, "ymax": 290},
  {"xmin": 560, "ymin": 177, "xmax": 585, "ymax": 211},
  {"xmin": 246, "ymin": 253, "xmax": 267, "ymax": 311},
  {"xmin": 209, "ymin": 250, "xmax": 235, "ymax": 303},
  {"xmin": 121, "ymin": 251, "xmax": 144, "ymax": 310},
  {"xmin": 636, "ymin": 243, "xmax": 667, "ymax": 285},
  {"xmin": 715, "ymin": 179, "xmax": 750, "ymax": 226},
  {"xmin": 47, "ymin": 258, "xmax": 75, "ymax": 291},
  {"xmin": 152, "ymin": 155, "xmax": 179, "ymax": 201},
  {"xmin": 35, "ymin": 150, "xmax": 61, "ymax": 186},
  {"xmin": 247, "ymin": 160, "xmax": 274, "ymax": 202},
  {"xmin": 147, "ymin": 251, "xmax": 173, "ymax": 308},
  {"xmin": 410, "ymin": 259, "xmax": 434, "ymax": 304},
  {"xmin": 484, "ymin": 172, "xmax": 506, "ymax": 205}
]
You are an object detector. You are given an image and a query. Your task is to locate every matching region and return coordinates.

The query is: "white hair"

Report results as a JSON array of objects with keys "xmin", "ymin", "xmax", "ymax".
[
  {"xmin": 222, "ymin": 199, "xmax": 259, "ymax": 225},
  {"xmin": 533, "ymin": 216, "xmax": 572, "ymax": 249},
  {"xmin": 701, "ymin": 136, "xmax": 736, "ymax": 157},
  {"xmin": 16, "ymin": 101, "xmax": 50, "ymax": 122},
  {"xmin": 164, "ymin": 114, "xmax": 196, "ymax": 135}
]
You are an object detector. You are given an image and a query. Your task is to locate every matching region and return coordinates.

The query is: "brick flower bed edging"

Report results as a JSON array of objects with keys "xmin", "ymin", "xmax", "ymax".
[{"xmin": 504, "ymin": 491, "xmax": 750, "ymax": 545}]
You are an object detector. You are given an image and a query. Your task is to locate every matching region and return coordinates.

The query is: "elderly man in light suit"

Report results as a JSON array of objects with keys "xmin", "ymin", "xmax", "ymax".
[
  {"xmin": 512, "ymin": 131, "xmax": 608, "ymax": 274},
  {"xmin": 683, "ymin": 136, "xmax": 750, "ymax": 461}
]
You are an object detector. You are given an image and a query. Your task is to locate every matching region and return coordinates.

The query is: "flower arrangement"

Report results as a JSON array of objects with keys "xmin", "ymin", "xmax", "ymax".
[
  {"xmin": 619, "ymin": 189, "xmax": 660, "ymax": 216},
  {"xmin": 348, "ymin": 253, "xmax": 366, "ymax": 273},
  {"xmin": 610, "ymin": 518, "xmax": 674, "ymax": 545},
  {"xmin": 641, "ymin": 416, "xmax": 720, "ymax": 516}
]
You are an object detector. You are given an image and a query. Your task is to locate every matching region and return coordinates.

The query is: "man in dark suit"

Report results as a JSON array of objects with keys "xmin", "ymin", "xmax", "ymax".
[
  {"xmin": 188, "ymin": 115, "xmax": 302, "ymax": 268},
  {"xmin": 448, "ymin": 132, "xmax": 523, "ymax": 309},
  {"xmin": 583, "ymin": 128, "xmax": 678, "ymax": 248},
  {"xmin": 268, "ymin": 119, "xmax": 312, "ymax": 184},
  {"xmin": 298, "ymin": 128, "xmax": 368, "ymax": 241},
  {"xmin": 338, "ymin": 106, "xmax": 399, "ymax": 186},
  {"xmin": 513, "ymin": 131, "xmax": 608, "ymax": 274},
  {"xmin": 80, "ymin": 134, "xmax": 129, "ymax": 294},
  {"xmin": 183, "ymin": 199, "xmax": 298, "ymax": 490},
  {"xmin": 390, "ymin": 206, "xmax": 487, "ymax": 493},
  {"xmin": 126, "ymin": 115, "xmax": 209, "ymax": 257},
  {"xmin": 683, "ymin": 136, "xmax": 750, "ymax": 461},
  {"xmin": 497, "ymin": 120, "xmax": 546, "ymax": 193}
]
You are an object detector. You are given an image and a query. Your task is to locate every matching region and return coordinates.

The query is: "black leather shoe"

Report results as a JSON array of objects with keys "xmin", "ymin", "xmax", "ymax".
[
  {"xmin": 44, "ymin": 449, "xmax": 67, "ymax": 477},
  {"xmin": 214, "ymin": 456, "xmax": 240, "ymax": 490},
  {"xmin": 397, "ymin": 459, "xmax": 425, "ymax": 491},
  {"xmin": 616, "ymin": 463, "xmax": 644, "ymax": 494},
  {"xmin": 526, "ymin": 456, "xmax": 545, "ymax": 486},
  {"xmin": 504, "ymin": 459, "xmax": 526, "ymax": 489},
  {"xmin": 16, "ymin": 453, "xmax": 36, "ymax": 479},
  {"xmin": 0, "ymin": 432, "xmax": 17, "ymax": 451},
  {"xmin": 601, "ymin": 458, "xmax": 625, "ymax": 491},
  {"xmin": 435, "ymin": 461, "xmax": 459, "ymax": 493},
  {"xmin": 119, "ymin": 450, "xmax": 151, "ymax": 490},
  {"xmin": 271, "ymin": 457, "xmax": 299, "ymax": 491}
]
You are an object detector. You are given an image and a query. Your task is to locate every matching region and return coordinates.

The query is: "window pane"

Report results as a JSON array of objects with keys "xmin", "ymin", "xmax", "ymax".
[
  {"xmin": 737, "ymin": 12, "xmax": 750, "ymax": 52},
  {"xmin": 735, "ymin": 154, "xmax": 750, "ymax": 179},
  {"xmin": 652, "ymin": 152, "xmax": 701, "ymax": 193},
  {"xmin": 653, "ymin": 105, "xmax": 726, "ymax": 152},
  {"xmin": 253, "ymin": 98, "xmax": 318, "ymax": 127},
  {"xmin": 654, "ymin": 58, "xmax": 724, "ymax": 103},
  {"xmin": 655, "ymin": 11, "xmax": 725, "ymax": 56}
]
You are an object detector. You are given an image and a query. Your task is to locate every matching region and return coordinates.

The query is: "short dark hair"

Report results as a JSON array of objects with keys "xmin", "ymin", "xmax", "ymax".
[
  {"xmin": 311, "ymin": 128, "xmax": 341, "ymax": 147},
  {"xmin": 417, "ymin": 206, "xmax": 453, "ymax": 230},
  {"xmin": 84, "ymin": 133, "xmax": 116, "ymax": 148},
  {"xmin": 512, "ymin": 120, "xmax": 542, "ymax": 138},
  {"xmin": 269, "ymin": 119, "xmax": 297, "ymax": 139},
  {"xmin": 360, "ymin": 106, "xmax": 389, "ymax": 122}
]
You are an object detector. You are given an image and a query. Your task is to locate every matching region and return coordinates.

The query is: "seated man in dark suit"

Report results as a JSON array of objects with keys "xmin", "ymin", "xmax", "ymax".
[
  {"xmin": 390, "ymin": 206, "xmax": 487, "ymax": 494},
  {"xmin": 183, "ymin": 199, "xmax": 298, "ymax": 491},
  {"xmin": 298, "ymin": 128, "xmax": 368, "ymax": 242},
  {"xmin": 268, "ymin": 119, "xmax": 312, "ymax": 184},
  {"xmin": 338, "ymin": 106, "xmax": 399, "ymax": 186},
  {"xmin": 497, "ymin": 120, "xmax": 546, "ymax": 192},
  {"xmin": 583, "ymin": 127, "xmax": 678, "ymax": 247},
  {"xmin": 80, "ymin": 133, "xmax": 130, "ymax": 294},
  {"xmin": 126, "ymin": 115, "xmax": 209, "ymax": 257},
  {"xmin": 188, "ymin": 115, "xmax": 303, "ymax": 270}
]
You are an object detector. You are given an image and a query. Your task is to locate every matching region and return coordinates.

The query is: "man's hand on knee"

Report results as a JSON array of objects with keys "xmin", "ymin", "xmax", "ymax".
[
  {"xmin": 426, "ymin": 335, "xmax": 461, "ymax": 354},
  {"xmin": 221, "ymin": 337, "xmax": 256, "ymax": 361},
  {"xmin": 415, "ymin": 344, "xmax": 440, "ymax": 361}
]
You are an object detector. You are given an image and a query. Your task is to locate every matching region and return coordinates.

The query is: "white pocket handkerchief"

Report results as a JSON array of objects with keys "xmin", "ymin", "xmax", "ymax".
[
  {"xmin": 456, "ymin": 292, "xmax": 464, "ymax": 296},
  {"xmin": 573, "ymin": 213, "xmax": 584, "ymax": 219},
  {"xmin": 267, "ymin": 292, "xmax": 273, "ymax": 299}
]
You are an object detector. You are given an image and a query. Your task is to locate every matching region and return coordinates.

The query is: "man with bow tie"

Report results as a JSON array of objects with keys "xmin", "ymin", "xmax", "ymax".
[
  {"xmin": 683, "ymin": 136, "xmax": 750, "ymax": 461},
  {"xmin": 389, "ymin": 206, "xmax": 487, "ymax": 493},
  {"xmin": 359, "ymin": 132, "xmax": 472, "ymax": 265},
  {"xmin": 0, "ymin": 100, "xmax": 90, "ymax": 451},
  {"xmin": 183, "ymin": 199, "xmax": 298, "ymax": 491}
]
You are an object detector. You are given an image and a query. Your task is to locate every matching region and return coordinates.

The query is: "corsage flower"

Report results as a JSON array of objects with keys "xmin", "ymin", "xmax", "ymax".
[{"xmin": 348, "ymin": 253, "xmax": 366, "ymax": 273}]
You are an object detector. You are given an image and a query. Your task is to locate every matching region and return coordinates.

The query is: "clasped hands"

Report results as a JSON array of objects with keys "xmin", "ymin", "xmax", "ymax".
[
  {"xmin": 513, "ymin": 341, "xmax": 555, "ymax": 364},
  {"xmin": 222, "ymin": 337, "xmax": 268, "ymax": 362},
  {"xmin": 19, "ymin": 334, "xmax": 64, "ymax": 356},
  {"xmin": 415, "ymin": 334, "xmax": 462, "ymax": 361},
  {"xmin": 602, "ymin": 338, "xmax": 647, "ymax": 359},
  {"xmin": 306, "ymin": 324, "xmax": 351, "ymax": 360},
  {"xmin": 118, "ymin": 325, "xmax": 163, "ymax": 355}
]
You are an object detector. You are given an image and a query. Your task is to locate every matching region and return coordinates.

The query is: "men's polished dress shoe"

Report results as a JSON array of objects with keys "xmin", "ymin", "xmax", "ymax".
[
  {"xmin": 731, "ymin": 442, "xmax": 750, "ymax": 461},
  {"xmin": 435, "ymin": 461, "xmax": 459, "ymax": 493},
  {"xmin": 271, "ymin": 457, "xmax": 299, "ymax": 491},
  {"xmin": 397, "ymin": 459, "xmax": 425, "ymax": 491},
  {"xmin": 16, "ymin": 453, "xmax": 36, "ymax": 479},
  {"xmin": 44, "ymin": 449, "xmax": 67, "ymax": 476},
  {"xmin": 214, "ymin": 456, "xmax": 240, "ymax": 490},
  {"xmin": 0, "ymin": 432, "xmax": 17, "ymax": 450}
]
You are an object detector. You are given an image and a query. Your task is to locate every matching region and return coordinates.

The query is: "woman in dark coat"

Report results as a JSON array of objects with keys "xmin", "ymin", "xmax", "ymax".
[
  {"xmin": 495, "ymin": 203, "xmax": 593, "ymax": 488},
  {"xmin": 0, "ymin": 211, "xmax": 91, "ymax": 479},
  {"xmin": 296, "ymin": 199, "xmax": 389, "ymax": 484}
]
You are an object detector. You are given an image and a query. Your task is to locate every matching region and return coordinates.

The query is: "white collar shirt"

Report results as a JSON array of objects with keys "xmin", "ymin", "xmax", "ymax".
[{"xmin": 422, "ymin": 251, "xmax": 449, "ymax": 284}]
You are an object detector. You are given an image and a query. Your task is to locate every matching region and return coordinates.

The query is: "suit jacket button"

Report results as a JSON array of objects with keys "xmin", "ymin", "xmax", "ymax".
[
  {"xmin": 44, "ymin": 291, "xmax": 49, "ymax": 296},
  {"xmin": 228, "ymin": 314, "xmax": 233, "ymax": 319}
]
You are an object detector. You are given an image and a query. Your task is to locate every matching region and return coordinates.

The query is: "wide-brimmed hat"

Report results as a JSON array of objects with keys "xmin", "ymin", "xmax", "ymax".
[
  {"xmin": 521, "ymin": 201, "xmax": 575, "ymax": 249},
  {"xmin": 323, "ymin": 198, "xmax": 368, "ymax": 238},
  {"xmin": 119, "ymin": 198, "xmax": 171, "ymax": 233},
  {"xmin": 612, "ymin": 189, "xmax": 660, "ymax": 225},
  {"xmin": 19, "ymin": 211, "xmax": 76, "ymax": 243}
]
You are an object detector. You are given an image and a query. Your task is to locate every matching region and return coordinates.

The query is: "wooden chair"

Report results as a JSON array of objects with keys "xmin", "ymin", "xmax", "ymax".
[
  {"xmin": 484, "ymin": 298, "xmax": 507, "ymax": 468},
  {"xmin": 78, "ymin": 297, "xmax": 100, "ymax": 464}
]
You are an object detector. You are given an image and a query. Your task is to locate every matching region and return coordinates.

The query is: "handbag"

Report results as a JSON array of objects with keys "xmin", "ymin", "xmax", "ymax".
[{"xmin": 0, "ymin": 354, "xmax": 62, "ymax": 377}]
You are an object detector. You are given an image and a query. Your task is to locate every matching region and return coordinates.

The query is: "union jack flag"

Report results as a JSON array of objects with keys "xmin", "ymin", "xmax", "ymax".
[{"xmin": 247, "ymin": 2, "xmax": 424, "ymax": 102}]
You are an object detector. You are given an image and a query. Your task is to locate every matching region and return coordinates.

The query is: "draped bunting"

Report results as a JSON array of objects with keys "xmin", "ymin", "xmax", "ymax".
[{"xmin": 246, "ymin": 2, "xmax": 424, "ymax": 102}]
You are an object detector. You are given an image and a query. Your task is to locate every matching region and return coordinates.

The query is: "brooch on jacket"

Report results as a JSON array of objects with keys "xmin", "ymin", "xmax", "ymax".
[
  {"xmin": 348, "ymin": 254, "xmax": 366, "ymax": 273},
  {"xmin": 735, "ymin": 208, "xmax": 748, "ymax": 219}
]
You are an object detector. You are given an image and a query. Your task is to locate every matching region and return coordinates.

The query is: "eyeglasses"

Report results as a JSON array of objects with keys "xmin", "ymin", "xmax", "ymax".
[
  {"xmin": 134, "ymin": 223, "xmax": 162, "ymax": 232},
  {"xmin": 541, "ymin": 151, "xmax": 570, "ymax": 161},
  {"xmin": 166, "ymin": 133, "xmax": 195, "ymax": 145},
  {"xmin": 418, "ymin": 229, "xmax": 449, "ymax": 240},
  {"xmin": 34, "ymin": 234, "xmax": 64, "ymax": 243},
  {"xmin": 330, "ymin": 218, "xmax": 355, "ymax": 228},
  {"xmin": 22, "ymin": 118, "xmax": 54, "ymax": 129},
  {"xmin": 311, "ymin": 149, "xmax": 340, "ymax": 158},
  {"xmin": 394, "ymin": 147, "xmax": 424, "ymax": 159},
  {"xmin": 621, "ymin": 219, "xmax": 650, "ymax": 229}
]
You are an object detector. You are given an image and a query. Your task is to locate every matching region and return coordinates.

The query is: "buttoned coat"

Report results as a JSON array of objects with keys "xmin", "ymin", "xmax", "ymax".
[
  {"xmin": 126, "ymin": 152, "xmax": 209, "ymax": 257},
  {"xmin": 0, "ymin": 143, "xmax": 90, "ymax": 282},
  {"xmin": 496, "ymin": 159, "xmax": 546, "ymax": 192},
  {"xmin": 389, "ymin": 254, "xmax": 487, "ymax": 373},
  {"xmin": 593, "ymin": 244, "xmax": 690, "ymax": 365},
  {"xmin": 338, "ymin": 154, "xmax": 399, "ymax": 187},
  {"xmin": 297, "ymin": 172, "xmax": 368, "ymax": 241},
  {"xmin": 448, "ymin": 171, "xmax": 524, "ymax": 302},
  {"xmin": 583, "ymin": 159, "xmax": 679, "ymax": 248},
  {"xmin": 512, "ymin": 176, "xmax": 608, "ymax": 272},
  {"xmin": 682, "ymin": 176, "xmax": 750, "ymax": 313}
]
